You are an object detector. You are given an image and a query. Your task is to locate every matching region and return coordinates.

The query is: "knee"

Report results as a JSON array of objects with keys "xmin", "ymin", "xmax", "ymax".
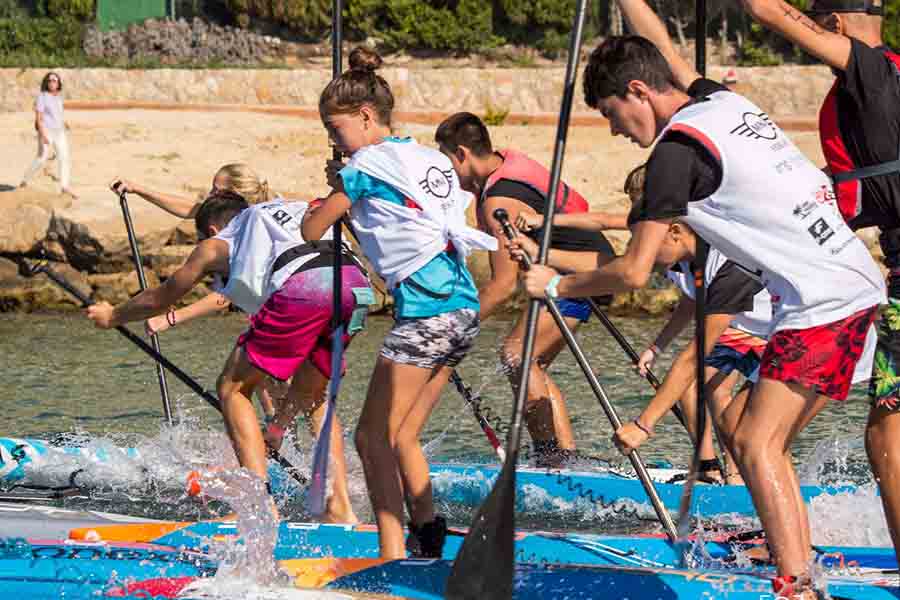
[
  {"xmin": 355, "ymin": 424, "xmax": 389, "ymax": 460},
  {"xmin": 216, "ymin": 375, "xmax": 235, "ymax": 405},
  {"xmin": 730, "ymin": 427, "xmax": 756, "ymax": 461},
  {"xmin": 394, "ymin": 426, "xmax": 422, "ymax": 453}
]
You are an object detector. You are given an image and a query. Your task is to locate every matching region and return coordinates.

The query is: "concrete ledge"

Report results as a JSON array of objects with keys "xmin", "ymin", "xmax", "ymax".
[{"xmin": 65, "ymin": 100, "xmax": 820, "ymax": 132}]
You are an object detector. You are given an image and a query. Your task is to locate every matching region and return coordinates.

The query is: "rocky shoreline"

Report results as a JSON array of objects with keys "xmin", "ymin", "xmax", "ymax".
[
  {"xmin": 0, "ymin": 97, "xmax": 882, "ymax": 318},
  {"xmin": 0, "ymin": 184, "xmax": 685, "ymax": 316}
]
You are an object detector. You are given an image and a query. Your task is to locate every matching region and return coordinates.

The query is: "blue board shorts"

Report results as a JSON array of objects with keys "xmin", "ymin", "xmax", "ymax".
[{"xmin": 557, "ymin": 298, "xmax": 592, "ymax": 322}]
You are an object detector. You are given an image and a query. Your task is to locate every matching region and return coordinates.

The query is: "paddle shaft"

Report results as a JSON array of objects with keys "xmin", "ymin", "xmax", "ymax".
[
  {"xmin": 117, "ymin": 192, "xmax": 174, "ymax": 425},
  {"xmin": 447, "ymin": 5, "xmax": 589, "ymax": 598},
  {"xmin": 676, "ymin": 7, "xmax": 709, "ymax": 547},
  {"xmin": 32, "ymin": 262, "xmax": 309, "ymax": 486},
  {"xmin": 307, "ymin": 0, "xmax": 345, "ymax": 516},
  {"xmin": 583, "ymin": 298, "xmax": 686, "ymax": 429},
  {"xmin": 496, "ymin": 214, "xmax": 678, "ymax": 541},
  {"xmin": 450, "ymin": 371, "xmax": 506, "ymax": 462}
]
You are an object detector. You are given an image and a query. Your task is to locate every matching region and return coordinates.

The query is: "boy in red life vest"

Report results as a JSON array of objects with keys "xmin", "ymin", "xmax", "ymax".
[
  {"xmin": 435, "ymin": 112, "xmax": 619, "ymax": 467},
  {"xmin": 737, "ymin": 0, "xmax": 900, "ymax": 573}
]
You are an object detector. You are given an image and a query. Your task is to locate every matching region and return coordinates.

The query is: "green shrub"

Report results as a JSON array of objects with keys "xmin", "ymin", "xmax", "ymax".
[
  {"xmin": 346, "ymin": 0, "xmax": 499, "ymax": 51},
  {"xmin": 885, "ymin": 0, "xmax": 899, "ymax": 50},
  {"xmin": 47, "ymin": 0, "xmax": 93, "ymax": 20},
  {"xmin": 0, "ymin": 16, "xmax": 83, "ymax": 55},
  {"xmin": 737, "ymin": 23, "xmax": 783, "ymax": 66},
  {"xmin": 0, "ymin": 0, "xmax": 27, "ymax": 18},
  {"xmin": 483, "ymin": 104, "xmax": 510, "ymax": 126},
  {"xmin": 224, "ymin": 0, "xmax": 330, "ymax": 37}
]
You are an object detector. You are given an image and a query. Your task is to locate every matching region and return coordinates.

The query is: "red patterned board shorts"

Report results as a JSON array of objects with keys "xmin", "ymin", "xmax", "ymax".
[{"xmin": 758, "ymin": 306, "xmax": 878, "ymax": 401}]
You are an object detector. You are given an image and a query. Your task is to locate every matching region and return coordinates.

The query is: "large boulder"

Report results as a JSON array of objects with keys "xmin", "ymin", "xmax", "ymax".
[
  {"xmin": 0, "ymin": 188, "xmax": 70, "ymax": 254},
  {"xmin": 46, "ymin": 196, "xmax": 182, "ymax": 273},
  {"xmin": 0, "ymin": 259, "xmax": 92, "ymax": 312},
  {"xmin": 89, "ymin": 270, "xmax": 160, "ymax": 304},
  {"xmin": 146, "ymin": 245, "xmax": 194, "ymax": 278}
]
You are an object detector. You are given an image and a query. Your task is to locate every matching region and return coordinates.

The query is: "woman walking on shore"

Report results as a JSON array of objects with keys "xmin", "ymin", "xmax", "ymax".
[{"xmin": 20, "ymin": 72, "xmax": 77, "ymax": 199}]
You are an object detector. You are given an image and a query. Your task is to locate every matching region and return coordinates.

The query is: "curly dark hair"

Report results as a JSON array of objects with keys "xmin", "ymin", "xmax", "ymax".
[
  {"xmin": 583, "ymin": 36, "xmax": 676, "ymax": 107},
  {"xmin": 40, "ymin": 72, "xmax": 63, "ymax": 93},
  {"xmin": 195, "ymin": 189, "xmax": 249, "ymax": 240}
]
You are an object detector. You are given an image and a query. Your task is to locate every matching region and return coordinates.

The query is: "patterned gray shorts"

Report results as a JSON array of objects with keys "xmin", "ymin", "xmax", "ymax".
[{"xmin": 380, "ymin": 308, "xmax": 480, "ymax": 369}]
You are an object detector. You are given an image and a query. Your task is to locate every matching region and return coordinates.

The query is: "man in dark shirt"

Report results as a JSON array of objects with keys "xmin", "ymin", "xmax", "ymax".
[
  {"xmin": 740, "ymin": 0, "xmax": 900, "ymax": 571},
  {"xmin": 520, "ymin": 2, "xmax": 885, "ymax": 593},
  {"xmin": 435, "ymin": 112, "xmax": 617, "ymax": 467}
]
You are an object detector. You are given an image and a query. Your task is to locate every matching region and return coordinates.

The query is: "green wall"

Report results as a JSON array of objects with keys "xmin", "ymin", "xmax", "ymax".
[{"xmin": 96, "ymin": 0, "xmax": 168, "ymax": 31}]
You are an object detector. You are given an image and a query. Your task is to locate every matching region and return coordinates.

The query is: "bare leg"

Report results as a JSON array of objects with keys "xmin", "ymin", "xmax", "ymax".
[
  {"xmin": 502, "ymin": 307, "xmax": 579, "ymax": 454},
  {"xmin": 730, "ymin": 378, "xmax": 829, "ymax": 577},
  {"xmin": 355, "ymin": 356, "xmax": 444, "ymax": 559},
  {"xmin": 215, "ymin": 346, "xmax": 267, "ymax": 480},
  {"xmin": 298, "ymin": 375, "xmax": 358, "ymax": 523},
  {"xmin": 717, "ymin": 380, "xmax": 751, "ymax": 485},
  {"xmin": 393, "ymin": 364, "xmax": 455, "ymax": 526},
  {"xmin": 867, "ymin": 407, "xmax": 900, "ymax": 570}
]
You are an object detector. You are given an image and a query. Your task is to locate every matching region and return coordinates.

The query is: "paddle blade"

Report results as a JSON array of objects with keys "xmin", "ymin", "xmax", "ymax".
[
  {"xmin": 445, "ymin": 456, "xmax": 517, "ymax": 600},
  {"xmin": 306, "ymin": 326, "xmax": 345, "ymax": 516}
]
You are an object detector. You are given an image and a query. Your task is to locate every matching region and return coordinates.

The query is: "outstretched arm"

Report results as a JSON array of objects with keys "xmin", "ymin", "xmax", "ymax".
[
  {"xmin": 613, "ymin": 311, "xmax": 733, "ymax": 453},
  {"xmin": 739, "ymin": 0, "xmax": 852, "ymax": 70},
  {"xmin": 110, "ymin": 179, "xmax": 201, "ymax": 219},
  {"xmin": 516, "ymin": 210, "xmax": 629, "ymax": 232},
  {"xmin": 87, "ymin": 240, "xmax": 228, "ymax": 328},
  {"xmin": 521, "ymin": 219, "xmax": 670, "ymax": 298},
  {"xmin": 616, "ymin": 0, "xmax": 701, "ymax": 90},
  {"xmin": 508, "ymin": 232, "xmax": 611, "ymax": 273},
  {"xmin": 146, "ymin": 291, "xmax": 231, "ymax": 334}
]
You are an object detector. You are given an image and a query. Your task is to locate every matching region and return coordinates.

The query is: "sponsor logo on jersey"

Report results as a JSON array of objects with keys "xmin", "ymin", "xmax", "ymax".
[{"xmin": 730, "ymin": 111, "xmax": 778, "ymax": 141}]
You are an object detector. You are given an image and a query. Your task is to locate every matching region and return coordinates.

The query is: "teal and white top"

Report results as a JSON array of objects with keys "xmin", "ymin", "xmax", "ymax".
[{"xmin": 340, "ymin": 137, "xmax": 496, "ymax": 318}]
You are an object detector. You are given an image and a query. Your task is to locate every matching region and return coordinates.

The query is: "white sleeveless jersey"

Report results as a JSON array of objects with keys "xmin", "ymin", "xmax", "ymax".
[
  {"xmin": 345, "ymin": 138, "xmax": 497, "ymax": 287},
  {"xmin": 214, "ymin": 199, "xmax": 336, "ymax": 314},
  {"xmin": 667, "ymin": 247, "xmax": 772, "ymax": 338},
  {"xmin": 663, "ymin": 91, "xmax": 885, "ymax": 331}
]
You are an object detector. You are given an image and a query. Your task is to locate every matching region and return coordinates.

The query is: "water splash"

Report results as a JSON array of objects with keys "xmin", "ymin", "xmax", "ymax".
[{"xmin": 193, "ymin": 468, "xmax": 285, "ymax": 585}]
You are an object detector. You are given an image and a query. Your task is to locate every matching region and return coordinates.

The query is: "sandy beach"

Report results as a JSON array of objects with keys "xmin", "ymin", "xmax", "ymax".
[{"xmin": 0, "ymin": 105, "xmax": 829, "ymax": 248}]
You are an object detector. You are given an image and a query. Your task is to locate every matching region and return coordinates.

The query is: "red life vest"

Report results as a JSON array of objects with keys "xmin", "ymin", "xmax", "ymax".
[
  {"xmin": 819, "ymin": 49, "xmax": 900, "ymax": 223},
  {"xmin": 481, "ymin": 149, "xmax": 589, "ymax": 214}
]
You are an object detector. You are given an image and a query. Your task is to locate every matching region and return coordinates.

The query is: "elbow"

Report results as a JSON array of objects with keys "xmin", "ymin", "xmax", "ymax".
[
  {"xmin": 741, "ymin": 0, "xmax": 775, "ymax": 23},
  {"xmin": 301, "ymin": 221, "xmax": 323, "ymax": 242},
  {"xmin": 622, "ymin": 266, "xmax": 651, "ymax": 290}
]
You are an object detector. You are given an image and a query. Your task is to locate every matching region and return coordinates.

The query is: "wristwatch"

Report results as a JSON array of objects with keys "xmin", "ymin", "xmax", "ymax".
[{"xmin": 545, "ymin": 274, "xmax": 563, "ymax": 299}]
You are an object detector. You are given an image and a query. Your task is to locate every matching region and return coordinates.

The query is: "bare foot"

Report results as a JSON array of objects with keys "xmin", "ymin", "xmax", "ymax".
[
  {"xmin": 725, "ymin": 472, "xmax": 745, "ymax": 485},
  {"xmin": 61, "ymin": 188, "xmax": 78, "ymax": 200},
  {"xmin": 322, "ymin": 495, "xmax": 359, "ymax": 524}
]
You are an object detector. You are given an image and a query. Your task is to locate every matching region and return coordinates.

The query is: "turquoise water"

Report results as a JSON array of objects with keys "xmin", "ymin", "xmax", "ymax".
[
  {"xmin": 0, "ymin": 310, "xmax": 889, "ymax": 597},
  {"xmin": 0, "ymin": 311, "xmax": 874, "ymax": 461},
  {"xmin": 0, "ymin": 311, "xmax": 877, "ymax": 526}
]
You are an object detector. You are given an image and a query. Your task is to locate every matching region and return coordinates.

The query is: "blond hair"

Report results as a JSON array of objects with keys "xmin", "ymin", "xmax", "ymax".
[{"xmin": 214, "ymin": 163, "xmax": 271, "ymax": 204}]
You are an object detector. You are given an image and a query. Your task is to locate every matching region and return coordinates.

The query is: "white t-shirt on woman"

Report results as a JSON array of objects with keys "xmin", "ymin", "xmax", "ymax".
[{"xmin": 35, "ymin": 92, "xmax": 64, "ymax": 131}]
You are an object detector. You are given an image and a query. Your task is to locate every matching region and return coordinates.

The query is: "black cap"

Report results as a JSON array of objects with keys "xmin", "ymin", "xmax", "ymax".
[{"xmin": 805, "ymin": 0, "xmax": 883, "ymax": 15}]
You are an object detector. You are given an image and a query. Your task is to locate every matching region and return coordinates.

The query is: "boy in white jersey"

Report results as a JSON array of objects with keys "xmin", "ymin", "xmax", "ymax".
[
  {"xmin": 86, "ymin": 190, "xmax": 371, "ymax": 523},
  {"xmin": 519, "ymin": 25, "xmax": 885, "ymax": 599}
]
